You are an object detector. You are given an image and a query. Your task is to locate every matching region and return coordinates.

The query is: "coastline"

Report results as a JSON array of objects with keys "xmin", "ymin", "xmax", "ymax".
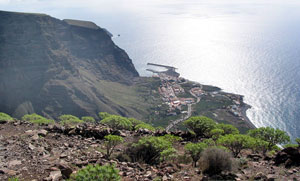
[{"xmin": 240, "ymin": 102, "xmax": 256, "ymax": 129}]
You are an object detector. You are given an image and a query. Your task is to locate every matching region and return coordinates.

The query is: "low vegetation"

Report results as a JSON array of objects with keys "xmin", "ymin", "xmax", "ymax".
[
  {"xmin": 0, "ymin": 112, "xmax": 14, "ymax": 123},
  {"xmin": 184, "ymin": 142, "xmax": 207, "ymax": 167},
  {"xmin": 200, "ymin": 147, "xmax": 235, "ymax": 175},
  {"xmin": 69, "ymin": 164, "xmax": 120, "ymax": 181},
  {"xmin": 81, "ymin": 116, "xmax": 95, "ymax": 123},
  {"xmin": 183, "ymin": 116, "xmax": 216, "ymax": 137},
  {"xmin": 104, "ymin": 135, "xmax": 124, "ymax": 159},
  {"xmin": 100, "ymin": 115, "xmax": 132, "ymax": 130},
  {"xmin": 248, "ymin": 127, "xmax": 290, "ymax": 150},
  {"xmin": 22, "ymin": 113, "xmax": 54, "ymax": 125},
  {"xmin": 58, "ymin": 115, "xmax": 83, "ymax": 125},
  {"xmin": 0, "ymin": 111, "xmax": 296, "ymax": 180}
]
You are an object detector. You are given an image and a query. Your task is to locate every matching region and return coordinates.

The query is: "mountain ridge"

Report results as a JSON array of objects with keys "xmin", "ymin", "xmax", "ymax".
[{"xmin": 0, "ymin": 10, "xmax": 142, "ymax": 119}]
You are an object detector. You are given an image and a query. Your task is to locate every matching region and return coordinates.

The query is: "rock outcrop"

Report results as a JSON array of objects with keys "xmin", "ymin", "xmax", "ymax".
[{"xmin": 0, "ymin": 10, "xmax": 140, "ymax": 119}]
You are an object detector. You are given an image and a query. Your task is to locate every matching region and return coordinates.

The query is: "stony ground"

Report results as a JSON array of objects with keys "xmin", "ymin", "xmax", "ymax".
[{"xmin": 0, "ymin": 121, "xmax": 299, "ymax": 181}]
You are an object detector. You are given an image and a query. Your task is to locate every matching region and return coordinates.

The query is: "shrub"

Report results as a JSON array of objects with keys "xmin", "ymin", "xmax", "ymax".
[
  {"xmin": 100, "ymin": 115, "xmax": 132, "ymax": 130},
  {"xmin": 203, "ymin": 138, "xmax": 216, "ymax": 147},
  {"xmin": 128, "ymin": 118, "xmax": 144, "ymax": 127},
  {"xmin": 58, "ymin": 115, "xmax": 83, "ymax": 125},
  {"xmin": 251, "ymin": 138, "xmax": 269, "ymax": 155},
  {"xmin": 104, "ymin": 135, "xmax": 124, "ymax": 159},
  {"xmin": 8, "ymin": 177, "xmax": 19, "ymax": 181},
  {"xmin": 184, "ymin": 142, "xmax": 208, "ymax": 167},
  {"xmin": 283, "ymin": 143, "xmax": 298, "ymax": 149},
  {"xmin": 295, "ymin": 138, "xmax": 300, "ymax": 146},
  {"xmin": 183, "ymin": 116, "xmax": 217, "ymax": 137},
  {"xmin": 210, "ymin": 129, "xmax": 224, "ymax": 140},
  {"xmin": 81, "ymin": 116, "xmax": 95, "ymax": 123},
  {"xmin": 131, "ymin": 136, "xmax": 173, "ymax": 164},
  {"xmin": 0, "ymin": 112, "xmax": 14, "ymax": 123},
  {"xmin": 248, "ymin": 127, "xmax": 290, "ymax": 150},
  {"xmin": 69, "ymin": 164, "xmax": 120, "ymax": 181},
  {"xmin": 160, "ymin": 134, "xmax": 182, "ymax": 144},
  {"xmin": 216, "ymin": 123, "xmax": 239, "ymax": 135},
  {"xmin": 160, "ymin": 147, "xmax": 177, "ymax": 162},
  {"xmin": 22, "ymin": 113, "xmax": 54, "ymax": 125},
  {"xmin": 200, "ymin": 147, "xmax": 234, "ymax": 176},
  {"xmin": 155, "ymin": 126, "xmax": 165, "ymax": 131},
  {"xmin": 98, "ymin": 112, "xmax": 113, "ymax": 120},
  {"xmin": 217, "ymin": 134, "xmax": 254, "ymax": 157},
  {"xmin": 135, "ymin": 123, "xmax": 155, "ymax": 131}
]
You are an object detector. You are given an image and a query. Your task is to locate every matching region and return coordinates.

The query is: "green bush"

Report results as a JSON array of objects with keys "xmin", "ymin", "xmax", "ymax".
[
  {"xmin": 200, "ymin": 147, "xmax": 234, "ymax": 176},
  {"xmin": 183, "ymin": 116, "xmax": 216, "ymax": 137},
  {"xmin": 100, "ymin": 115, "xmax": 132, "ymax": 130},
  {"xmin": 99, "ymin": 112, "xmax": 113, "ymax": 120},
  {"xmin": 131, "ymin": 136, "xmax": 173, "ymax": 164},
  {"xmin": 250, "ymin": 138, "xmax": 269, "ymax": 155},
  {"xmin": 283, "ymin": 143, "xmax": 298, "ymax": 149},
  {"xmin": 0, "ymin": 112, "xmax": 14, "ymax": 123},
  {"xmin": 8, "ymin": 177, "xmax": 19, "ymax": 181},
  {"xmin": 210, "ymin": 128, "xmax": 224, "ymax": 140},
  {"xmin": 69, "ymin": 164, "xmax": 120, "ymax": 181},
  {"xmin": 295, "ymin": 138, "xmax": 300, "ymax": 146},
  {"xmin": 135, "ymin": 123, "xmax": 155, "ymax": 131},
  {"xmin": 160, "ymin": 147, "xmax": 177, "ymax": 162},
  {"xmin": 216, "ymin": 123, "xmax": 239, "ymax": 135},
  {"xmin": 217, "ymin": 134, "xmax": 254, "ymax": 157},
  {"xmin": 128, "ymin": 118, "xmax": 144, "ymax": 127},
  {"xmin": 81, "ymin": 116, "xmax": 95, "ymax": 123},
  {"xmin": 160, "ymin": 134, "xmax": 182, "ymax": 144},
  {"xmin": 104, "ymin": 135, "xmax": 124, "ymax": 159},
  {"xmin": 22, "ymin": 113, "xmax": 54, "ymax": 125},
  {"xmin": 155, "ymin": 126, "xmax": 165, "ymax": 131},
  {"xmin": 248, "ymin": 127, "xmax": 290, "ymax": 150},
  {"xmin": 184, "ymin": 142, "xmax": 208, "ymax": 167},
  {"xmin": 59, "ymin": 115, "xmax": 83, "ymax": 125},
  {"xmin": 203, "ymin": 138, "xmax": 216, "ymax": 147}
]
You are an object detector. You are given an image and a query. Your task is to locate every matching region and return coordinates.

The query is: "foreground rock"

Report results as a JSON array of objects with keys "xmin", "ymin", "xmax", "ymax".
[{"xmin": 0, "ymin": 121, "xmax": 299, "ymax": 180}]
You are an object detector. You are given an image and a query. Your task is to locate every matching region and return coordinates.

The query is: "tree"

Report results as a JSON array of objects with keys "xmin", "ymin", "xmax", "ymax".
[
  {"xmin": 135, "ymin": 123, "xmax": 155, "ymax": 131},
  {"xmin": 251, "ymin": 138, "xmax": 269, "ymax": 155},
  {"xmin": 216, "ymin": 123, "xmax": 239, "ymax": 135},
  {"xmin": 100, "ymin": 115, "xmax": 132, "ymax": 130},
  {"xmin": 104, "ymin": 135, "xmax": 124, "ymax": 159},
  {"xmin": 209, "ymin": 129, "xmax": 224, "ymax": 141},
  {"xmin": 69, "ymin": 164, "xmax": 120, "ymax": 181},
  {"xmin": 81, "ymin": 116, "xmax": 95, "ymax": 123},
  {"xmin": 248, "ymin": 127, "xmax": 290, "ymax": 150},
  {"xmin": 183, "ymin": 116, "xmax": 217, "ymax": 137},
  {"xmin": 184, "ymin": 142, "xmax": 208, "ymax": 167},
  {"xmin": 296, "ymin": 138, "xmax": 300, "ymax": 147},
  {"xmin": 132, "ymin": 136, "xmax": 173, "ymax": 164},
  {"xmin": 217, "ymin": 134, "xmax": 254, "ymax": 157},
  {"xmin": 22, "ymin": 113, "xmax": 54, "ymax": 125},
  {"xmin": 58, "ymin": 115, "xmax": 83, "ymax": 125},
  {"xmin": 160, "ymin": 147, "xmax": 177, "ymax": 163},
  {"xmin": 0, "ymin": 112, "xmax": 14, "ymax": 123},
  {"xmin": 128, "ymin": 118, "xmax": 144, "ymax": 127},
  {"xmin": 98, "ymin": 112, "xmax": 113, "ymax": 120}
]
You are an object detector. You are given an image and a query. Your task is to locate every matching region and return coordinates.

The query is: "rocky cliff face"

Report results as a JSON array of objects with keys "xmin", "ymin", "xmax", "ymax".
[{"xmin": 0, "ymin": 11, "xmax": 140, "ymax": 119}]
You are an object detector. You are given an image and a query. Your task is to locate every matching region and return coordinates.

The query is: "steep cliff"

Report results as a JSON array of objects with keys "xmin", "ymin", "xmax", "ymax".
[{"xmin": 0, "ymin": 10, "xmax": 142, "ymax": 119}]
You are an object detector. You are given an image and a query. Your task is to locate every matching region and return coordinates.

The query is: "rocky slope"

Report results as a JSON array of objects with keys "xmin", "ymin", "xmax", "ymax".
[
  {"xmin": 0, "ymin": 10, "xmax": 140, "ymax": 119},
  {"xmin": 0, "ymin": 121, "xmax": 299, "ymax": 181}
]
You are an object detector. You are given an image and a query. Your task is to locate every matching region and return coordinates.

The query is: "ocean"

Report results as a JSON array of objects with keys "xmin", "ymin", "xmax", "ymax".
[{"xmin": 2, "ymin": 0, "xmax": 300, "ymax": 140}]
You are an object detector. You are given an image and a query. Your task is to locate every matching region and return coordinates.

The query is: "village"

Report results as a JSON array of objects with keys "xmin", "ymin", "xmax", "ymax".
[{"xmin": 146, "ymin": 63, "xmax": 250, "ymax": 131}]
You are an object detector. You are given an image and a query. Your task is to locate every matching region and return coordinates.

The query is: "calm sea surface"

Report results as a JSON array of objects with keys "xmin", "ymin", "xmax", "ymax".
[{"xmin": 3, "ymin": 0, "xmax": 300, "ymax": 139}]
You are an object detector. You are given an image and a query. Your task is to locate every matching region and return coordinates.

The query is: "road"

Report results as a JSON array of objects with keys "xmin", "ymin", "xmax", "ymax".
[{"xmin": 166, "ymin": 89, "xmax": 200, "ymax": 131}]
